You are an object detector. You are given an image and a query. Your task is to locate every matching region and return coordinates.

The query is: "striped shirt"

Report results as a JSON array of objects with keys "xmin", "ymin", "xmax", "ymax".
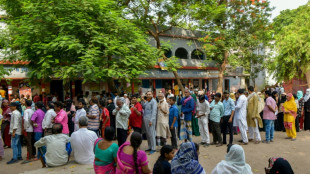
[{"xmin": 87, "ymin": 104, "xmax": 100, "ymax": 130}]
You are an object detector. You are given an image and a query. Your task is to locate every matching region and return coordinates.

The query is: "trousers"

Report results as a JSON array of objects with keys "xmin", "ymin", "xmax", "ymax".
[
  {"xmin": 222, "ymin": 115, "xmax": 233, "ymax": 144},
  {"xmin": 248, "ymin": 119, "xmax": 261, "ymax": 141},
  {"xmin": 238, "ymin": 120, "xmax": 248, "ymax": 143},
  {"xmin": 144, "ymin": 119, "xmax": 156, "ymax": 150},
  {"xmin": 198, "ymin": 116, "xmax": 210, "ymax": 144}
]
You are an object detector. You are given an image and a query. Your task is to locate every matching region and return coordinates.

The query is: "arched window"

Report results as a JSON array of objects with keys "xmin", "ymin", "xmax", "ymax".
[
  {"xmin": 175, "ymin": 48, "xmax": 188, "ymax": 59},
  {"xmin": 164, "ymin": 49, "xmax": 172, "ymax": 58},
  {"xmin": 191, "ymin": 49, "xmax": 204, "ymax": 60}
]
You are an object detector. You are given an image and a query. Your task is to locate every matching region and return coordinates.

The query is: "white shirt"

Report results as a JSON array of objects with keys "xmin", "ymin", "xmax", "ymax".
[
  {"xmin": 52, "ymin": 97, "xmax": 57, "ymax": 102},
  {"xmin": 10, "ymin": 110, "xmax": 22, "ymax": 135},
  {"xmin": 196, "ymin": 100, "xmax": 210, "ymax": 118},
  {"xmin": 24, "ymin": 108, "xmax": 34, "ymax": 132},
  {"xmin": 70, "ymin": 128, "xmax": 98, "ymax": 164},
  {"xmin": 113, "ymin": 104, "xmax": 131, "ymax": 130},
  {"xmin": 74, "ymin": 108, "xmax": 87, "ymax": 131},
  {"xmin": 234, "ymin": 95, "xmax": 248, "ymax": 129},
  {"xmin": 42, "ymin": 109, "xmax": 57, "ymax": 129},
  {"xmin": 35, "ymin": 134, "xmax": 70, "ymax": 167}
]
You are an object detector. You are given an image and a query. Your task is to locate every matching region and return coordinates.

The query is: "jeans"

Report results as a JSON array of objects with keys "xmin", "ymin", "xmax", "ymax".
[
  {"xmin": 265, "ymin": 120, "xmax": 275, "ymax": 141},
  {"xmin": 11, "ymin": 134, "xmax": 22, "ymax": 160},
  {"xmin": 34, "ymin": 132, "xmax": 43, "ymax": 158}
]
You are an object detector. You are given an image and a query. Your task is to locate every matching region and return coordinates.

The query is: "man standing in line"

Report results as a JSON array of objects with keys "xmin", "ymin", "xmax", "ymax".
[
  {"xmin": 73, "ymin": 99, "xmax": 87, "ymax": 131},
  {"xmin": 169, "ymin": 97, "xmax": 178, "ymax": 149},
  {"xmin": 113, "ymin": 98, "xmax": 131, "ymax": 146},
  {"xmin": 234, "ymin": 89, "xmax": 249, "ymax": 145},
  {"xmin": 42, "ymin": 102, "xmax": 57, "ymax": 136},
  {"xmin": 31, "ymin": 101, "xmax": 45, "ymax": 160},
  {"xmin": 263, "ymin": 91, "xmax": 277, "ymax": 144},
  {"xmin": 247, "ymin": 86, "xmax": 263, "ymax": 144},
  {"xmin": 222, "ymin": 91, "xmax": 236, "ymax": 145},
  {"xmin": 177, "ymin": 89, "xmax": 195, "ymax": 142},
  {"xmin": 167, "ymin": 89, "xmax": 174, "ymax": 99},
  {"xmin": 142, "ymin": 91, "xmax": 157, "ymax": 155},
  {"xmin": 209, "ymin": 93, "xmax": 224, "ymax": 147},
  {"xmin": 156, "ymin": 93, "xmax": 171, "ymax": 147},
  {"xmin": 87, "ymin": 98, "xmax": 100, "ymax": 135},
  {"xmin": 196, "ymin": 95, "xmax": 210, "ymax": 147},
  {"xmin": 7, "ymin": 102, "xmax": 22, "ymax": 164},
  {"xmin": 129, "ymin": 94, "xmax": 143, "ymax": 133}
]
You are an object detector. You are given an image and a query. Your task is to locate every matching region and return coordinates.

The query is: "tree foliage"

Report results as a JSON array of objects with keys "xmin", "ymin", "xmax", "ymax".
[
  {"xmin": 191, "ymin": 0, "xmax": 273, "ymax": 91},
  {"xmin": 269, "ymin": 2, "xmax": 310, "ymax": 82},
  {"xmin": 0, "ymin": 0, "xmax": 158, "ymax": 84}
]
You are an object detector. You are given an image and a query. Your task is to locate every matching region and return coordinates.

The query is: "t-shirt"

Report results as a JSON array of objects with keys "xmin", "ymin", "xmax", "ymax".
[
  {"xmin": 88, "ymin": 104, "xmax": 100, "ymax": 130},
  {"xmin": 129, "ymin": 102, "xmax": 143, "ymax": 128},
  {"xmin": 169, "ymin": 104, "xmax": 178, "ymax": 127},
  {"xmin": 94, "ymin": 142, "xmax": 119, "ymax": 166},
  {"xmin": 31, "ymin": 109, "xmax": 45, "ymax": 132},
  {"xmin": 263, "ymin": 97, "xmax": 277, "ymax": 120},
  {"xmin": 153, "ymin": 160, "xmax": 171, "ymax": 174}
]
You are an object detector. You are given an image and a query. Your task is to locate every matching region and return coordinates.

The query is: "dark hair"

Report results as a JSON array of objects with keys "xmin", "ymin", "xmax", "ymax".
[
  {"xmin": 91, "ymin": 97, "xmax": 98, "ymax": 104},
  {"xmin": 132, "ymin": 94, "xmax": 139, "ymax": 99},
  {"xmin": 35, "ymin": 101, "xmax": 44, "ymax": 109},
  {"xmin": 248, "ymin": 86, "xmax": 254, "ymax": 92},
  {"xmin": 130, "ymin": 132, "xmax": 143, "ymax": 173},
  {"xmin": 293, "ymin": 94, "xmax": 297, "ymax": 99},
  {"xmin": 215, "ymin": 93, "xmax": 222, "ymax": 98},
  {"xmin": 47, "ymin": 101, "xmax": 54, "ymax": 109},
  {"xmin": 78, "ymin": 98, "xmax": 86, "ymax": 105},
  {"xmin": 237, "ymin": 89, "xmax": 245, "ymax": 94},
  {"xmin": 54, "ymin": 101, "xmax": 64, "ymax": 108},
  {"xmin": 153, "ymin": 145, "xmax": 174, "ymax": 173},
  {"xmin": 227, "ymin": 144, "xmax": 234, "ymax": 153},
  {"xmin": 25, "ymin": 100, "xmax": 32, "ymax": 107},
  {"xmin": 170, "ymin": 96, "xmax": 176, "ymax": 102},
  {"xmin": 194, "ymin": 143, "xmax": 199, "ymax": 152},
  {"xmin": 265, "ymin": 90, "xmax": 272, "ymax": 96},
  {"xmin": 99, "ymin": 100, "xmax": 106, "ymax": 107},
  {"xmin": 52, "ymin": 123, "xmax": 63, "ymax": 134},
  {"xmin": 199, "ymin": 95, "xmax": 205, "ymax": 101},
  {"xmin": 104, "ymin": 127, "xmax": 115, "ymax": 141}
]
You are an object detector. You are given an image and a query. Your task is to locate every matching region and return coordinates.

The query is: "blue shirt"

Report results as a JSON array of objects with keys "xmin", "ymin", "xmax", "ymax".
[
  {"xmin": 223, "ymin": 98, "xmax": 236, "ymax": 116},
  {"xmin": 177, "ymin": 96, "xmax": 195, "ymax": 121},
  {"xmin": 169, "ymin": 104, "xmax": 179, "ymax": 127},
  {"xmin": 210, "ymin": 100, "xmax": 224, "ymax": 123}
]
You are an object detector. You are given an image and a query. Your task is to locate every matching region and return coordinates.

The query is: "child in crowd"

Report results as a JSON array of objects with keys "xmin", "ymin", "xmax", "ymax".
[{"xmin": 153, "ymin": 145, "xmax": 175, "ymax": 174}]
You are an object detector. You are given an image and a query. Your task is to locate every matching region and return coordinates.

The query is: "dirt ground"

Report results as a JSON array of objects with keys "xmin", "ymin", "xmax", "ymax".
[{"xmin": 1, "ymin": 131, "xmax": 310, "ymax": 174}]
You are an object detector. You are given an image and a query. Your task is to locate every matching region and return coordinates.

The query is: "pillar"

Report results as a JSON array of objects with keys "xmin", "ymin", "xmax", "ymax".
[
  {"xmin": 153, "ymin": 79, "xmax": 156, "ymax": 97},
  {"xmin": 71, "ymin": 81, "xmax": 76, "ymax": 98}
]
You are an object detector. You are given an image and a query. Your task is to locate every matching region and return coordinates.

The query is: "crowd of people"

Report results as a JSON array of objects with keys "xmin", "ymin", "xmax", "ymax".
[{"xmin": 0, "ymin": 85, "xmax": 304, "ymax": 174}]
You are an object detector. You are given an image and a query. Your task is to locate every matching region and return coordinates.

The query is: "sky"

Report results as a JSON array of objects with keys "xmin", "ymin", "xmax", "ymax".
[{"xmin": 270, "ymin": 0, "xmax": 309, "ymax": 19}]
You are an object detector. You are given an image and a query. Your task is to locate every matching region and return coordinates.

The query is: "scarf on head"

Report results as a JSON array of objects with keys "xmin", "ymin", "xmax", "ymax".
[
  {"xmin": 297, "ymin": 91, "xmax": 303, "ymax": 100},
  {"xmin": 183, "ymin": 96, "xmax": 193, "ymax": 106},
  {"xmin": 304, "ymin": 89, "xmax": 310, "ymax": 102},
  {"xmin": 268, "ymin": 157, "xmax": 294, "ymax": 174},
  {"xmin": 283, "ymin": 93, "xmax": 297, "ymax": 118},
  {"xmin": 171, "ymin": 142, "xmax": 204, "ymax": 174},
  {"xmin": 211, "ymin": 145, "xmax": 252, "ymax": 174}
]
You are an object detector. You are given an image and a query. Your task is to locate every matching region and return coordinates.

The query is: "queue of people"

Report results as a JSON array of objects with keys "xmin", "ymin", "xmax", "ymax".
[{"xmin": 0, "ymin": 86, "xmax": 301, "ymax": 174}]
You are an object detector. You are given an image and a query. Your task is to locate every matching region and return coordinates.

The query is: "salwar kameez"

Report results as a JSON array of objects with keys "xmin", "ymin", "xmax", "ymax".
[{"xmin": 283, "ymin": 93, "xmax": 297, "ymax": 139}]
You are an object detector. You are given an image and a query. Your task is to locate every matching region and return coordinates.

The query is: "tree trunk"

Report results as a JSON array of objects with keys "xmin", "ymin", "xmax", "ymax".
[
  {"xmin": 216, "ymin": 50, "xmax": 228, "ymax": 93},
  {"xmin": 172, "ymin": 71, "xmax": 185, "ymax": 96},
  {"xmin": 305, "ymin": 70, "xmax": 310, "ymax": 88}
]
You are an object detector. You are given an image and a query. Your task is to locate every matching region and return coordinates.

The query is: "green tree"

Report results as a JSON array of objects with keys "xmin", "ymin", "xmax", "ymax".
[
  {"xmin": 0, "ymin": 0, "xmax": 158, "ymax": 93},
  {"xmin": 269, "ymin": 3, "xmax": 310, "ymax": 87},
  {"xmin": 191, "ymin": 0, "xmax": 273, "ymax": 92},
  {"xmin": 122, "ymin": 0, "xmax": 198, "ymax": 95}
]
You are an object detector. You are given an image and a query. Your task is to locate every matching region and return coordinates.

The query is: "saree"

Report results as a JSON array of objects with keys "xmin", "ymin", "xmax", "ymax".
[
  {"xmin": 283, "ymin": 94, "xmax": 297, "ymax": 139},
  {"xmin": 191, "ymin": 94, "xmax": 200, "ymax": 137},
  {"xmin": 94, "ymin": 138, "xmax": 116, "ymax": 174},
  {"xmin": 116, "ymin": 141, "xmax": 148, "ymax": 174},
  {"xmin": 171, "ymin": 142, "xmax": 205, "ymax": 174}
]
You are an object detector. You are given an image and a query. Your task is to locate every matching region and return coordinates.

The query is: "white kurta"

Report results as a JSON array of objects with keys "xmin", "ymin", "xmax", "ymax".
[
  {"xmin": 156, "ymin": 100, "xmax": 171, "ymax": 138},
  {"xmin": 74, "ymin": 108, "xmax": 87, "ymax": 131},
  {"xmin": 233, "ymin": 95, "xmax": 248, "ymax": 130},
  {"xmin": 196, "ymin": 100, "xmax": 211, "ymax": 143},
  {"xmin": 70, "ymin": 128, "xmax": 98, "ymax": 164}
]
